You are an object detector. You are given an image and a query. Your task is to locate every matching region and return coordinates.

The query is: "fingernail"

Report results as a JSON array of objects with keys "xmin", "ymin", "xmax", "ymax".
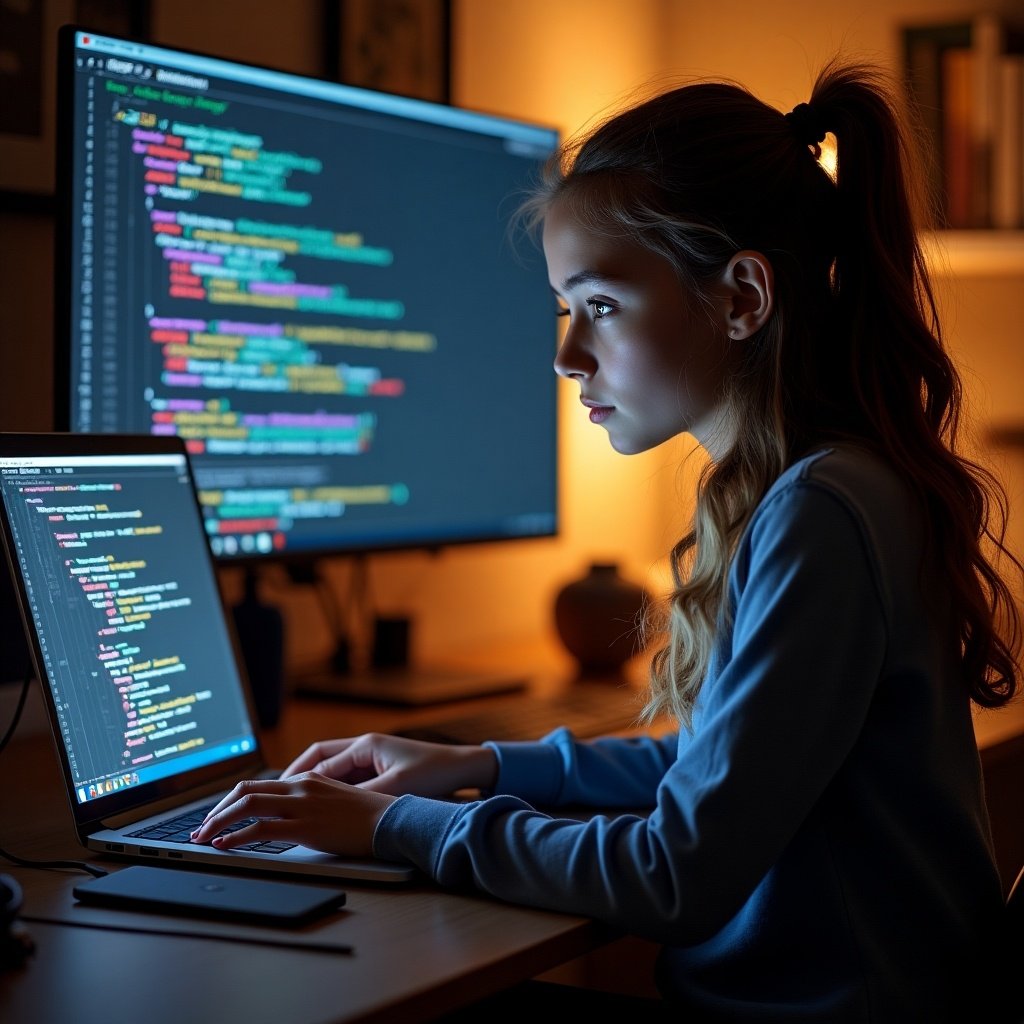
[{"xmin": 212, "ymin": 836, "xmax": 224, "ymax": 846}]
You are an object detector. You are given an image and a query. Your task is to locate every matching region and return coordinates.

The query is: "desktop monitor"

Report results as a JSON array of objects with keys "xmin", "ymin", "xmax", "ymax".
[
  {"xmin": 51, "ymin": 26, "xmax": 561, "ymax": 703},
  {"xmin": 54, "ymin": 27, "xmax": 559, "ymax": 567}
]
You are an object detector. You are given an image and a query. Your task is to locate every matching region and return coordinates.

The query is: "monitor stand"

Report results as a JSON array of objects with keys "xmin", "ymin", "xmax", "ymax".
[
  {"xmin": 287, "ymin": 559, "xmax": 529, "ymax": 706},
  {"xmin": 292, "ymin": 666, "xmax": 527, "ymax": 706}
]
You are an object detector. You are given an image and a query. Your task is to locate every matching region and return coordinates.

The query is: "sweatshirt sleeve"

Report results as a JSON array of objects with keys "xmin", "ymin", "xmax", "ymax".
[
  {"xmin": 486, "ymin": 728, "xmax": 680, "ymax": 806},
  {"xmin": 373, "ymin": 478, "xmax": 888, "ymax": 946}
]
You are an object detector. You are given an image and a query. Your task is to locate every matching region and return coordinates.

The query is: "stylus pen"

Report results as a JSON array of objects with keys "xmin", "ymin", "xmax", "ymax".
[{"xmin": 22, "ymin": 915, "xmax": 354, "ymax": 955}]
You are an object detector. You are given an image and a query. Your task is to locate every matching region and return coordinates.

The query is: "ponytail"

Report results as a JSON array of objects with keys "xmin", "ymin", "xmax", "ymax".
[{"xmin": 807, "ymin": 60, "xmax": 1021, "ymax": 707}]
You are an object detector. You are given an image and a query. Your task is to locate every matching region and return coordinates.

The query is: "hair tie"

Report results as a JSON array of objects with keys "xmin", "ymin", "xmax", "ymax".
[{"xmin": 784, "ymin": 102, "xmax": 827, "ymax": 149}]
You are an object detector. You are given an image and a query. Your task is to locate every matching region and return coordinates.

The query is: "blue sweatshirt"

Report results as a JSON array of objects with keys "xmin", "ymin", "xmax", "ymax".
[{"xmin": 374, "ymin": 446, "xmax": 1007, "ymax": 1021}]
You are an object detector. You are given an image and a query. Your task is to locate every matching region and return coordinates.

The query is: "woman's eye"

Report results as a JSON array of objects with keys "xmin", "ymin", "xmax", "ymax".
[
  {"xmin": 586, "ymin": 299, "xmax": 615, "ymax": 319},
  {"xmin": 555, "ymin": 305, "xmax": 570, "ymax": 318}
]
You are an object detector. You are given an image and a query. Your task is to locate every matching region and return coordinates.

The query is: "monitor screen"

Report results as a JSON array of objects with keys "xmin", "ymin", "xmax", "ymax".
[{"xmin": 55, "ymin": 27, "xmax": 559, "ymax": 563}]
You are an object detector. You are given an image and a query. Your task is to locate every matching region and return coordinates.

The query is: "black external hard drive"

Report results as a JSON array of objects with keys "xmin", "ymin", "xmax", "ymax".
[{"xmin": 73, "ymin": 866, "xmax": 347, "ymax": 926}]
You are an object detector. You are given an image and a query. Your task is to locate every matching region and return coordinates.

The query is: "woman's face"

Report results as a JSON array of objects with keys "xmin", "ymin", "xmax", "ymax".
[{"xmin": 543, "ymin": 200, "xmax": 736, "ymax": 458}]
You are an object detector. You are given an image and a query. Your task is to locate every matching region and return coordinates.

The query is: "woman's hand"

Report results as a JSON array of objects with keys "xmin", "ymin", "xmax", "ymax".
[
  {"xmin": 281, "ymin": 733, "xmax": 498, "ymax": 798},
  {"xmin": 189, "ymin": 734, "xmax": 498, "ymax": 857},
  {"xmin": 189, "ymin": 772, "xmax": 394, "ymax": 857}
]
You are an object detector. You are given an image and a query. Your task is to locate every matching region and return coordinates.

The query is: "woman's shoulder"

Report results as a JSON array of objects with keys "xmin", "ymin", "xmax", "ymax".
[
  {"xmin": 770, "ymin": 444, "xmax": 907, "ymax": 512},
  {"xmin": 741, "ymin": 445, "xmax": 925, "ymax": 614},
  {"xmin": 755, "ymin": 443, "xmax": 919, "ymax": 552}
]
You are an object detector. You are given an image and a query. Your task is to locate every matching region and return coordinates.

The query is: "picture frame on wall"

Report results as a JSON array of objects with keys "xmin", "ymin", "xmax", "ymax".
[
  {"xmin": 0, "ymin": 0, "xmax": 148, "ymax": 208},
  {"xmin": 323, "ymin": 0, "xmax": 451, "ymax": 104}
]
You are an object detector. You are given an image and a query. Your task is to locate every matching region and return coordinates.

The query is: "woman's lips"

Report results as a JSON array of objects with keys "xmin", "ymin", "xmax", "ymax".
[{"xmin": 580, "ymin": 398, "xmax": 613, "ymax": 424}]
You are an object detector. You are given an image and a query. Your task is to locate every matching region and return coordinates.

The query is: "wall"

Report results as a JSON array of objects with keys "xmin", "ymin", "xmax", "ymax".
[{"xmin": 1, "ymin": 0, "xmax": 1021, "ymax": 679}]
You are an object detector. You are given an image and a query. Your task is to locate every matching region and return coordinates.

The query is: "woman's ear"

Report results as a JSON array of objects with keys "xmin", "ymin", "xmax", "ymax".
[{"xmin": 720, "ymin": 250, "xmax": 774, "ymax": 339}]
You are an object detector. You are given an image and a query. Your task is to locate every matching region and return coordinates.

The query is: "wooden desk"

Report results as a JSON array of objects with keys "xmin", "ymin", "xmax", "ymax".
[{"xmin": 0, "ymin": 681, "xmax": 622, "ymax": 1024}]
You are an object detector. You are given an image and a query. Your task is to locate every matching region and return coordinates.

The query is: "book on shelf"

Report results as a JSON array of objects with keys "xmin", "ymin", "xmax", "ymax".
[
  {"xmin": 901, "ymin": 14, "xmax": 1024, "ymax": 230},
  {"xmin": 941, "ymin": 45, "xmax": 974, "ymax": 229},
  {"xmin": 993, "ymin": 52, "xmax": 1023, "ymax": 229}
]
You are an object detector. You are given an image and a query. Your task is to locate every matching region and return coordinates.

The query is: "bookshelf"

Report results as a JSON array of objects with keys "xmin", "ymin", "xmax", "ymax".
[{"xmin": 901, "ymin": 13, "xmax": 1024, "ymax": 232}]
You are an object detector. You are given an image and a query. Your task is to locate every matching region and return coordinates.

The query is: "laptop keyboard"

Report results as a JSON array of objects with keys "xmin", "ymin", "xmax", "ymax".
[{"xmin": 127, "ymin": 803, "xmax": 297, "ymax": 855}]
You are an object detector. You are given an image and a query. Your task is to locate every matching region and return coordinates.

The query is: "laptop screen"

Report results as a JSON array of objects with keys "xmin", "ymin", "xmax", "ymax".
[{"xmin": 0, "ymin": 438, "xmax": 259, "ymax": 812}]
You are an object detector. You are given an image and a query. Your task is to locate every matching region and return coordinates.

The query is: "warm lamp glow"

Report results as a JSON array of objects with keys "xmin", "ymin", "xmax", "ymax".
[{"xmin": 818, "ymin": 132, "xmax": 838, "ymax": 181}]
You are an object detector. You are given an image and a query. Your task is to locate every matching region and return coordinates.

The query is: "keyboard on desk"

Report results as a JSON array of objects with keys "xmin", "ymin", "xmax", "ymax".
[
  {"xmin": 127, "ymin": 804, "xmax": 297, "ymax": 855},
  {"xmin": 395, "ymin": 686, "xmax": 645, "ymax": 744}
]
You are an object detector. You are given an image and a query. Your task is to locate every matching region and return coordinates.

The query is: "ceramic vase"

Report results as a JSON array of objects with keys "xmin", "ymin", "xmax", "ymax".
[{"xmin": 553, "ymin": 562, "xmax": 650, "ymax": 675}]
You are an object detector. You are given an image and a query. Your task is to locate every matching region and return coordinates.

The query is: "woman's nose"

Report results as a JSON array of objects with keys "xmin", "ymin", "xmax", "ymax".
[{"xmin": 553, "ymin": 326, "xmax": 594, "ymax": 380}]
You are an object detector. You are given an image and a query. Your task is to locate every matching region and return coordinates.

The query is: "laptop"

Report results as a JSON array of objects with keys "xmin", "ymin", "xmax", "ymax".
[{"xmin": 0, "ymin": 432, "xmax": 415, "ymax": 884}]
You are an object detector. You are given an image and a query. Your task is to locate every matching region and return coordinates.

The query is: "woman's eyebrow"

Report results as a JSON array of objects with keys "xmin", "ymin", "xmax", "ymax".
[{"xmin": 558, "ymin": 269, "xmax": 611, "ymax": 291}]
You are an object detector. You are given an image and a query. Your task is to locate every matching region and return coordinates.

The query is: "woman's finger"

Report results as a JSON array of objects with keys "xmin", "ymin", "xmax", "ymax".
[
  {"xmin": 281, "ymin": 738, "xmax": 352, "ymax": 777},
  {"xmin": 190, "ymin": 780, "xmax": 292, "ymax": 842}
]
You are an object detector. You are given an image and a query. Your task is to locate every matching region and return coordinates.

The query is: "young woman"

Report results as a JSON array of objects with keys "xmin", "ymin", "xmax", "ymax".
[{"xmin": 193, "ymin": 58, "xmax": 1021, "ymax": 1021}]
